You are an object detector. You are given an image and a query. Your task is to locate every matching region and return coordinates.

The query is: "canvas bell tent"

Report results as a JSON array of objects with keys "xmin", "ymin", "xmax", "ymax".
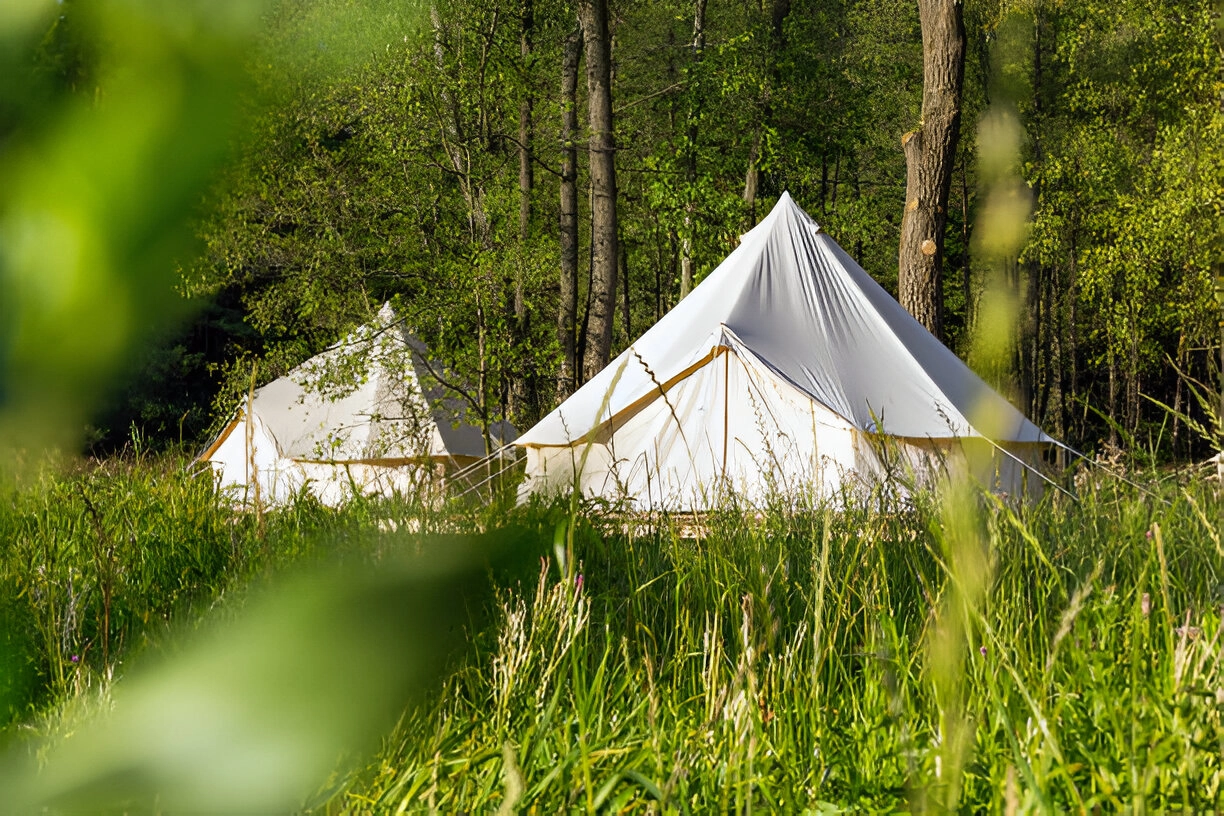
[
  {"xmin": 200, "ymin": 305, "xmax": 516, "ymax": 506},
  {"xmin": 516, "ymin": 193, "xmax": 1061, "ymax": 511}
]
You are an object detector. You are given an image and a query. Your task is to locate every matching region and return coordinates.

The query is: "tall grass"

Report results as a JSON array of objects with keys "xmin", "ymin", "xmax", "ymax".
[
  {"xmin": 335, "ymin": 474, "xmax": 1222, "ymax": 813},
  {"xmin": 0, "ymin": 449, "xmax": 435, "ymax": 731},
  {"xmin": 1, "ymin": 456, "xmax": 1220, "ymax": 811}
]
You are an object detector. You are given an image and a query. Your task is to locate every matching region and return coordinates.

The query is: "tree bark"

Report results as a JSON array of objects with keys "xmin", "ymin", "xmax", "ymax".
[
  {"xmin": 743, "ymin": 130, "xmax": 760, "ymax": 224},
  {"xmin": 578, "ymin": 0, "xmax": 619, "ymax": 380},
  {"xmin": 898, "ymin": 0, "xmax": 965, "ymax": 339},
  {"xmin": 960, "ymin": 161, "xmax": 971, "ymax": 326},
  {"xmin": 744, "ymin": 0, "xmax": 791, "ymax": 230},
  {"xmin": 1107, "ymin": 344, "xmax": 1118, "ymax": 448},
  {"xmin": 557, "ymin": 25, "xmax": 582, "ymax": 400},
  {"xmin": 518, "ymin": 0, "xmax": 533, "ymax": 248},
  {"xmin": 512, "ymin": 0, "xmax": 534, "ymax": 419},
  {"xmin": 679, "ymin": 0, "xmax": 707, "ymax": 299}
]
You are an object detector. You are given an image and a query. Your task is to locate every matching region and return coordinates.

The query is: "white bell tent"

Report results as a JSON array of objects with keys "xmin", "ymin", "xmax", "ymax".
[
  {"xmin": 515, "ymin": 193, "xmax": 1060, "ymax": 511},
  {"xmin": 200, "ymin": 304, "xmax": 515, "ymax": 506}
]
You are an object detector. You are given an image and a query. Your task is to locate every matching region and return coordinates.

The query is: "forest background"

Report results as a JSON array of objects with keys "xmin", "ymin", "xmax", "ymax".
[
  {"xmin": 1, "ymin": 2, "xmax": 1222, "ymax": 811},
  {"xmin": 9, "ymin": 0, "xmax": 1224, "ymax": 461}
]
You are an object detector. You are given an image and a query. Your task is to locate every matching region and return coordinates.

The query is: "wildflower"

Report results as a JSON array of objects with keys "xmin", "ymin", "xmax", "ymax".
[
  {"xmin": 1176, "ymin": 609, "xmax": 1201, "ymax": 640},
  {"xmin": 1141, "ymin": 592, "xmax": 1151, "ymax": 618},
  {"xmin": 70, "ymin": 655, "xmax": 79, "ymax": 664},
  {"xmin": 979, "ymin": 645, "xmax": 987, "ymax": 657},
  {"xmin": 1145, "ymin": 529, "xmax": 1153, "ymax": 540}
]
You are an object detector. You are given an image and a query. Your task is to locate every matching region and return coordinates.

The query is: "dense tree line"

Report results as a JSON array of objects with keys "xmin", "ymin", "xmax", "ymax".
[{"xmin": 84, "ymin": 0, "xmax": 1219, "ymax": 460}]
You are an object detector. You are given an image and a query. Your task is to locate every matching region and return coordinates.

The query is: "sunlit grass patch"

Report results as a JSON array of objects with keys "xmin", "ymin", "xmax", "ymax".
[
  {"xmin": 338, "ymin": 477, "xmax": 1221, "ymax": 813},
  {"xmin": 0, "ymin": 459, "xmax": 1219, "ymax": 812}
]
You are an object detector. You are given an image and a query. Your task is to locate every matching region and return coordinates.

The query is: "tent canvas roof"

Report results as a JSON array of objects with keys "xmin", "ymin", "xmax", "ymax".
[
  {"xmin": 203, "ymin": 304, "xmax": 514, "ymax": 466},
  {"xmin": 518, "ymin": 193, "xmax": 1055, "ymax": 449}
]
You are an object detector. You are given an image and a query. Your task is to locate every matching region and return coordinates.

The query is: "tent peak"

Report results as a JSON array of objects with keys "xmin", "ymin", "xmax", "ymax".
[{"xmin": 767, "ymin": 191, "xmax": 821, "ymax": 233}]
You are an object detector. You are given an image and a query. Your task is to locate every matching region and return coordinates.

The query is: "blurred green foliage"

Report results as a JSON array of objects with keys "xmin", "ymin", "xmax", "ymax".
[
  {"xmin": 0, "ymin": 451, "xmax": 546, "ymax": 811},
  {"xmin": 0, "ymin": 0, "xmax": 263, "ymax": 464},
  {"xmin": 0, "ymin": 0, "xmax": 423, "ymax": 458}
]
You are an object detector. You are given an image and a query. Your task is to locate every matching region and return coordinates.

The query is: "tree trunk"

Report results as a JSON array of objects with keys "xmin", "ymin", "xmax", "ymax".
[
  {"xmin": 1127, "ymin": 308, "xmax": 1140, "ymax": 438},
  {"xmin": 556, "ymin": 25, "xmax": 582, "ymax": 400},
  {"xmin": 679, "ymin": 0, "xmax": 707, "ymax": 300},
  {"xmin": 743, "ymin": 130, "xmax": 760, "ymax": 225},
  {"xmin": 1107, "ymin": 344, "xmax": 1118, "ymax": 448},
  {"xmin": 1171, "ymin": 329, "xmax": 1185, "ymax": 453},
  {"xmin": 518, "ymin": 0, "xmax": 533, "ymax": 248},
  {"xmin": 960, "ymin": 160, "xmax": 971, "ymax": 327},
  {"xmin": 578, "ymin": 0, "xmax": 619, "ymax": 379},
  {"xmin": 512, "ymin": 0, "xmax": 534, "ymax": 419},
  {"xmin": 744, "ymin": 0, "xmax": 790, "ymax": 230},
  {"xmin": 898, "ymin": 0, "xmax": 965, "ymax": 339},
  {"xmin": 1069, "ymin": 239, "xmax": 1081, "ymax": 440}
]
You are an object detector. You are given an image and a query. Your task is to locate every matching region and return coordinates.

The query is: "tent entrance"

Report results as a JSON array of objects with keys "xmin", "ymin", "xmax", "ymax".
[{"xmin": 521, "ymin": 339, "xmax": 864, "ymax": 511}]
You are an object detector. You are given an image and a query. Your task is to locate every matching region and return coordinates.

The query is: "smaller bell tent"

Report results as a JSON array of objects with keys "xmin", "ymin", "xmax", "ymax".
[
  {"xmin": 515, "ymin": 193, "xmax": 1061, "ymax": 510},
  {"xmin": 199, "ymin": 304, "xmax": 516, "ymax": 506}
]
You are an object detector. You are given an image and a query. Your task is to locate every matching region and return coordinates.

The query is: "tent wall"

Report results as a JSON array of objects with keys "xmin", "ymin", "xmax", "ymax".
[
  {"xmin": 521, "ymin": 348, "xmax": 865, "ymax": 510},
  {"xmin": 207, "ymin": 412, "xmax": 306, "ymax": 505},
  {"xmin": 198, "ymin": 304, "xmax": 517, "ymax": 507},
  {"xmin": 294, "ymin": 461, "xmax": 442, "ymax": 506},
  {"xmin": 852, "ymin": 436, "xmax": 1047, "ymax": 502},
  {"xmin": 206, "ymin": 411, "xmax": 445, "ymax": 507},
  {"xmin": 520, "ymin": 346, "xmax": 1048, "ymax": 511}
]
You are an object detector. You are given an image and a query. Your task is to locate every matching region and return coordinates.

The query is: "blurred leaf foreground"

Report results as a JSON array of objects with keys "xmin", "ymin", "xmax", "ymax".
[{"xmin": 0, "ymin": 2, "xmax": 502, "ymax": 812}]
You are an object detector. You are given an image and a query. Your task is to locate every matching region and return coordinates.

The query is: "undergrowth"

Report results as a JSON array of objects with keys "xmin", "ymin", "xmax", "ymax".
[
  {"xmin": 336, "ymin": 476, "xmax": 1223, "ymax": 813},
  {"xmin": 1, "ymin": 456, "xmax": 1221, "ymax": 812}
]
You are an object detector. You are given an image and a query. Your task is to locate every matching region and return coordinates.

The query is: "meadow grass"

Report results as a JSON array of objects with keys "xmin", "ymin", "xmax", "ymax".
[
  {"xmin": 336, "ymin": 476, "xmax": 1223, "ymax": 813},
  {"xmin": 0, "ymin": 456, "xmax": 1220, "ymax": 812},
  {"xmin": 0, "ymin": 449, "xmax": 413, "ymax": 732}
]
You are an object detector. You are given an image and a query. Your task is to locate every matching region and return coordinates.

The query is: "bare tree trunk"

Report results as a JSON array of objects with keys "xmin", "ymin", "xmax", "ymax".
[
  {"xmin": 1212, "ymin": 8, "xmax": 1224, "ymax": 491},
  {"xmin": 771, "ymin": 0, "xmax": 791, "ymax": 36},
  {"xmin": 743, "ymin": 0, "xmax": 790, "ymax": 230},
  {"xmin": 1217, "ymin": 269, "xmax": 1223, "ymax": 489},
  {"xmin": 477, "ymin": 290, "xmax": 490, "ymax": 456},
  {"xmin": 1127, "ymin": 309, "xmax": 1141, "ymax": 438},
  {"xmin": 578, "ymin": 0, "xmax": 619, "ymax": 379},
  {"xmin": 511, "ymin": 0, "xmax": 534, "ymax": 419},
  {"xmin": 898, "ymin": 0, "xmax": 965, "ymax": 339},
  {"xmin": 1171, "ymin": 330, "xmax": 1185, "ymax": 452},
  {"xmin": 1069, "ymin": 242, "xmax": 1081, "ymax": 440},
  {"xmin": 1050, "ymin": 270, "xmax": 1065, "ymax": 439},
  {"xmin": 518, "ymin": 0, "xmax": 533, "ymax": 248},
  {"xmin": 652, "ymin": 218, "xmax": 665, "ymax": 322},
  {"xmin": 819, "ymin": 153, "xmax": 828, "ymax": 214},
  {"xmin": 557, "ymin": 25, "xmax": 582, "ymax": 400},
  {"xmin": 960, "ymin": 161, "xmax": 971, "ymax": 326},
  {"xmin": 743, "ymin": 130, "xmax": 760, "ymax": 225},
  {"xmin": 679, "ymin": 0, "xmax": 707, "ymax": 300}
]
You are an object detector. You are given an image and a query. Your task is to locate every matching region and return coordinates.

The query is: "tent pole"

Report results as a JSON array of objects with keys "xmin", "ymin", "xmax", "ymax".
[
  {"xmin": 722, "ymin": 350, "xmax": 729, "ymax": 482},
  {"xmin": 975, "ymin": 436, "xmax": 1075, "ymax": 500},
  {"xmin": 247, "ymin": 362, "xmax": 258, "ymax": 511},
  {"xmin": 1042, "ymin": 439, "xmax": 1171, "ymax": 505}
]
